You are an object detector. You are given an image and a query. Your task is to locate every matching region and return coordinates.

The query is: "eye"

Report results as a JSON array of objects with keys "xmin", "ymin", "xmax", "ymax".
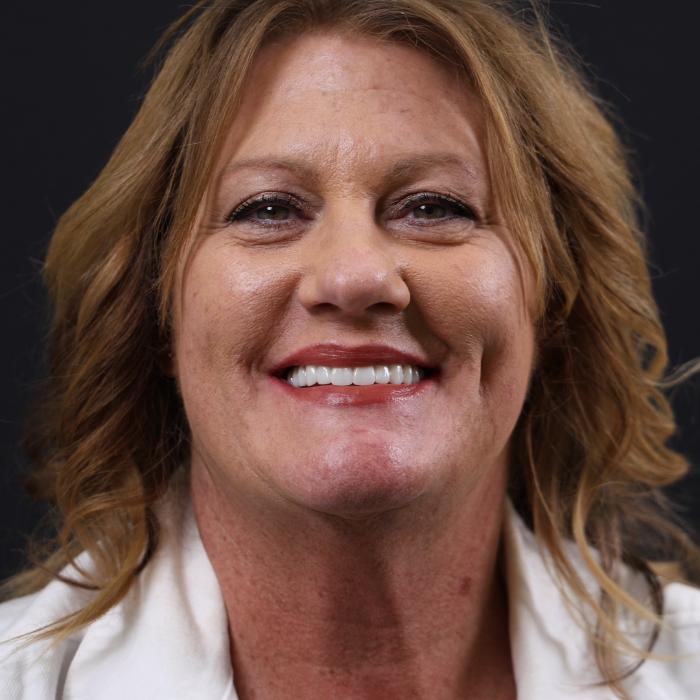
[
  {"xmin": 402, "ymin": 193, "xmax": 478, "ymax": 223},
  {"xmin": 412, "ymin": 202, "xmax": 451, "ymax": 220},
  {"xmin": 250, "ymin": 204, "xmax": 291, "ymax": 221},
  {"xmin": 227, "ymin": 193, "xmax": 303, "ymax": 225}
]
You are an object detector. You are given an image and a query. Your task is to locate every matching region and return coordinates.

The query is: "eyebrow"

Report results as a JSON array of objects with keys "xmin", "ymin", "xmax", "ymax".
[
  {"xmin": 219, "ymin": 152, "xmax": 484, "ymax": 189},
  {"xmin": 220, "ymin": 157, "xmax": 318, "ymax": 182},
  {"xmin": 384, "ymin": 153, "xmax": 483, "ymax": 185}
]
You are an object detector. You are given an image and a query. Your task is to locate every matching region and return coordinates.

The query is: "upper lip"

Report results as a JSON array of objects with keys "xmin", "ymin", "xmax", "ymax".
[{"xmin": 269, "ymin": 343, "xmax": 436, "ymax": 376}]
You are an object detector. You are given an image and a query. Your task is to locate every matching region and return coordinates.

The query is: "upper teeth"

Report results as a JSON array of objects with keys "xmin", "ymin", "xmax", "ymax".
[{"xmin": 287, "ymin": 364, "xmax": 423, "ymax": 388}]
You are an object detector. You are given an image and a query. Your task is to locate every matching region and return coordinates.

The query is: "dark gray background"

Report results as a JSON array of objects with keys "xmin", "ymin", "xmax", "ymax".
[{"xmin": 0, "ymin": 2, "xmax": 698, "ymax": 580}]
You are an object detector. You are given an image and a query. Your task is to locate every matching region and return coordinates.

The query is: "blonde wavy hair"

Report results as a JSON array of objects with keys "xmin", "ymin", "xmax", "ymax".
[{"xmin": 3, "ymin": 1, "xmax": 698, "ymax": 696}]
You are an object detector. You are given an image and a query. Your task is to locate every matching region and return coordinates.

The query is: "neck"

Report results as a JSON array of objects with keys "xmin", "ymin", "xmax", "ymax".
[{"xmin": 191, "ymin": 462, "xmax": 515, "ymax": 700}]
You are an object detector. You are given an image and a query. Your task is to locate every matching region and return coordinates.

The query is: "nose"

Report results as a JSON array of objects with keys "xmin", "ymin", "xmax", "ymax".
[{"xmin": 297, "ymin": 209, "xmax": 411, "ymax": 317}]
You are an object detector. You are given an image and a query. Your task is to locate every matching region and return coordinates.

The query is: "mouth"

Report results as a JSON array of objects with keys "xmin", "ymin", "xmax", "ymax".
[
  {"xmin": 275, "ymin": 363, "xmax": 438, "ymax": 388},
  {"xmin": 269, "ymin": 363, "xmax": 439, "ymax": 407},
  {"xmin": 267, "ymin": 344, "xmax": 440, "ymax": 405}
]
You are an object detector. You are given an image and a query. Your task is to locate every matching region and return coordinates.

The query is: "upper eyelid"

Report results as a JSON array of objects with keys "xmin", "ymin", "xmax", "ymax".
[
  {"xmin": 229, "ymin": 192, "xmax": 304, "ymax": 215},
  {"xmin": 225, "ymin": 192, "xmax": 304, "ymax": 225},
  {"xmin": 390, "ymin": 192, "xmax": 477, "ymax": 216}
]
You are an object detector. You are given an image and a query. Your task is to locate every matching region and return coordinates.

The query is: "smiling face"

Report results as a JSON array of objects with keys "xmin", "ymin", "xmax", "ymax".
[{"xmin": 173, "ymin": 31, "xmax": 536, "ymax": 518}]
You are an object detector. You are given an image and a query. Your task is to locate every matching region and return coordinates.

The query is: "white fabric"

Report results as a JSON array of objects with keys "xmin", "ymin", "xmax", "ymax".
[{"xmin": 1, "ymin": 479, "xmax": 699, "ymax": 699}]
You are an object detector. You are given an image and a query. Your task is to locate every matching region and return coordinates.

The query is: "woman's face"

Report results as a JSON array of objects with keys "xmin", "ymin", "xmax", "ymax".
[{"xmin": 173, "ymin": 32, "xmax": 536, "ymax": 518}]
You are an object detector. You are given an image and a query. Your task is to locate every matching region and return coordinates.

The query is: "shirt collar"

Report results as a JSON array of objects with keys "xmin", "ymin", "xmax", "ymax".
[
  {"xmin": 503, "ymin": 501, "xmax": 617, "ymax": 698},
  {"xmin": 62, "ymin": 474, "xmax": 236, "ymax": 700}
]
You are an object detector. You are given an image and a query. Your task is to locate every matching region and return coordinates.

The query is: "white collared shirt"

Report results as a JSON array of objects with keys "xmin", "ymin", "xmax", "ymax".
[{"xmin": 1, "ymin": 481, "xmax": 699, "ymax": 699}]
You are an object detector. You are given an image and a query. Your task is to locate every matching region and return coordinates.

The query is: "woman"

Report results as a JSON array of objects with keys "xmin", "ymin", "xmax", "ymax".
[{"xmin": 1, "ymin": 1, "xmax": 699, "ymax": 698}]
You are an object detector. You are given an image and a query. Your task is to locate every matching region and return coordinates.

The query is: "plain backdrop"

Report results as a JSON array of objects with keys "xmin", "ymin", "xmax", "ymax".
[{"xmin": 0, "ymin": 1, "xmax": 698, "ymax": 580}]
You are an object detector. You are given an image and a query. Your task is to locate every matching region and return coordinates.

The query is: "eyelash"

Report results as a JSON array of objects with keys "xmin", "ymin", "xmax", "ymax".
[
  {"xmin": 226, "ymin": 191, "xmax": 479, "ymax": 227},
  {"xmin": 227, "ymin": 192, "xmax": 303, "ymax": 226},
  {"xmin": 398, "ymin": 192, "xmax": 478, "ymax": 223}
]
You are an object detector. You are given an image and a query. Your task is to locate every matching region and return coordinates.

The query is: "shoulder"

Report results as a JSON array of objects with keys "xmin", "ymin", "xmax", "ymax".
[
  {"xmin": 621, "ymin": 580, "xmax": 700, "ymax": 699},
  {"xmin": 505, "ymin": 505, "xmax": 700, "ymax": 699},
  {"xmin": 0, "ymin": 474, "xmax": 184, "ymax": 698},
  {"xmin": 0, "ymin": 479, "xmax": 234, "ymax": 700},
  {"xmin": 0, "ymin": 581, "xmax": 92, "ymax": 700},
  {"xmin": 656, "ymin": 580, "xmax": 700, "ymax": 663},
  {"xmin": 0, "ymin": 594, "xmax": 38, "ymax": 637},
  {"xmin": 662, "ymin": 578, "xmax": 700, "ymax": 625}
]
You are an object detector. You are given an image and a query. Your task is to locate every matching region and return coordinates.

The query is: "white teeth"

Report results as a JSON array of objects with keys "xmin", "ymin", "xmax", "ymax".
[
  {"xmin": 330, "ymin": 367, "xmax": 353, "ymax": 386},
  {"xmin": 305, "ymin": 366, "xmax": 316, "ymax": 386},
  {"xmin": 353, "ymin": 367, "xmax": 376, "ymax": 385},
  {"xmin": 389, "ymin": 365, "xmax": 403, "ymax": 384},
  {"xmin": 374, "ymin": 365, "xmax": 390, "ymax": 384},
  {"xmin": 315, "ymin": 366, "xmax": 331, "ymax": 385},
  {"xmin": 286, "ymin": 364, "xmax": 424, "ymax": 387}
]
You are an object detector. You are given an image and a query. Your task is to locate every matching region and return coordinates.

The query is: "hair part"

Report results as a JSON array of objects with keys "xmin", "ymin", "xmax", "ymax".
[{"xmin": 2, "ymin": 2, "xmax": 698, "ymax": 697}]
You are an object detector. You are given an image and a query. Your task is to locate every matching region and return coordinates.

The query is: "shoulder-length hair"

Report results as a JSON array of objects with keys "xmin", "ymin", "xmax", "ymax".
[{"xmin": 3, "ymin": 1, "xmax": 698, "ymax": 696}]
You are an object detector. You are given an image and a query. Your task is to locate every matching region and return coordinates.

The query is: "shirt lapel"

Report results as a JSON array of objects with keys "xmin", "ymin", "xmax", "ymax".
[
  {"xmin": 503, "ymin": 503, "xmax": 617, "ymax": 699},
  {"xmin": 63, "ymin": 476, "xmax": 236, "ymax": 700}
]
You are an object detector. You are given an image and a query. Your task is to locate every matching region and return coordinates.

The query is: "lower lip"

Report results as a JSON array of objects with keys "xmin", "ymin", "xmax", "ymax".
[{"xmin": 269, "ymin": 376, "xmax": 435, "ymax": 406}]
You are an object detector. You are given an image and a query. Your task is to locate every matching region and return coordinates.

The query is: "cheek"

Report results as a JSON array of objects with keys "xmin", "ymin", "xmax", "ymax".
[
  {"xmin": 175, "ymin": 242, "xmax": 296, "ymax": 378},
  {"xmin": 466, "ymin": 253, "xmax": 535, "ymax": 434},
  {"xmin": 173, "ymin": 242, "xmax": 301, "ymax": 453},
  {"xmin": 410, "ymin": 242, "xmax": 533, "ymax": 360},
  {"xmin": 409, "ymin": 242, "xmax": 535, "ymax": 430}
]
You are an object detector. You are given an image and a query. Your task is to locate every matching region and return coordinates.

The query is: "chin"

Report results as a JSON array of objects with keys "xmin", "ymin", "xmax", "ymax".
[{"xmin": 281, "ymin": 439, "xmax": 435, "ymax": 520}]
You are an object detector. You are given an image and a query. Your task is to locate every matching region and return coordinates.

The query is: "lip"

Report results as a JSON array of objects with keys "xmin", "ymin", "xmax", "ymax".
[
  {"xmin": 269, "ymin": 374, "xmax": 436, "ymax": 407},
  {"xmin": 267, "ymin": 343, "xmax": 438, "ymax": 407},
  {"xmin": 269, "ymin": 343, "xmax": 435, "ymax": 377}
]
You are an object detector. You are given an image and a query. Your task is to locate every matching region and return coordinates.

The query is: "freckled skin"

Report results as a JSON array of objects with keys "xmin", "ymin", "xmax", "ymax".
[{"xmin": 174, "ymin": 32, "xmax": 531, "ymax": 700}]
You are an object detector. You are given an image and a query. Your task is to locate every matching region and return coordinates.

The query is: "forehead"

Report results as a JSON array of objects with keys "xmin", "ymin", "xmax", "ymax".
[{"xmin": 217, "ymin": 31, "xmax": 487, "ymax": 183}]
